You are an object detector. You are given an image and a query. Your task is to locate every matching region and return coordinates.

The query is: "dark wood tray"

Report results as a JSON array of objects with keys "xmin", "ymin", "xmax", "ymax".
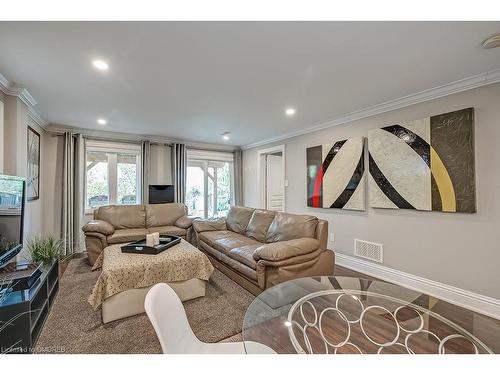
[{"xmin": 121, "ymin": 235, "xmax": 181, "ymax": 255}]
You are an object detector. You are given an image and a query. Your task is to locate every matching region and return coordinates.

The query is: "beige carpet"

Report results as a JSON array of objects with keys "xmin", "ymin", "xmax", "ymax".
[{"xmin": 35, "ymin": 257, "xmax": 254, "ymax": 353}]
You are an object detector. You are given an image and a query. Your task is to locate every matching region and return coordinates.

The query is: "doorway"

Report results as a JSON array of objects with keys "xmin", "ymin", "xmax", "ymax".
[{"xmin": 257, "ymin": 145, "xmax": 285, "ymax": 211}]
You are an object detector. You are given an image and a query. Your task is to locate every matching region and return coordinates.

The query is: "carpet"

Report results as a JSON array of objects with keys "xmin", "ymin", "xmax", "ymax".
[{"xmin": 35, "ymin": 257, "xmax": 254, "ymax": 354}]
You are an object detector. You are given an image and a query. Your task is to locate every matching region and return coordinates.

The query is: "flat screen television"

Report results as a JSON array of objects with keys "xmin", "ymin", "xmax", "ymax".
[
  {"xmin": 0, "ymin": 175, "xmax": 25, "ymax": 268},
  {"xmin": 149, "ymin": 185, "xmax": 175, "ymax": 204}
]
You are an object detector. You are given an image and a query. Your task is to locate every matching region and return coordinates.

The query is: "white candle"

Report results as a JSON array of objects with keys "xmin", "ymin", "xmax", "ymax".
[
  {"xmin": 153, "ymin": 232, "xmax": 160, "ymax": 245},
  {"xmin": 146, "ymin": 233, "xmax": 155, "ymax": 246}
]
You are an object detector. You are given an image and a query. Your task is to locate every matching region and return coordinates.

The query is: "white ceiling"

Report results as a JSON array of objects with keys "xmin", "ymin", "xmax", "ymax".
[{"xmin": 0, "ymin": 22, "xmax": 499, "ymax": 147}]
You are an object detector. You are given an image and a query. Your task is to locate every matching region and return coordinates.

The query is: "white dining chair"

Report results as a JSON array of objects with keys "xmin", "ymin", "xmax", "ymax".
[{"xmin": 144, "ymin": 283, "xmax": 275, "ymax": 354}]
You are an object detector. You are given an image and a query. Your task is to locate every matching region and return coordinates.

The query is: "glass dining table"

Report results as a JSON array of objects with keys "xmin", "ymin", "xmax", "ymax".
[{"xmin": 242, "ymin": 276, "xmax": 496, "ymax": 354}]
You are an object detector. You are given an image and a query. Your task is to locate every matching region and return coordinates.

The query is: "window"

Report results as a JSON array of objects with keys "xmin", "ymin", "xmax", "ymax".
[
  {"xmin": 186, "ymin": 150, "xmax": 234, "ymax": 218},
  {"xmin": 85, "ymin": 141, "xmax": 141, "ymax": 211}
]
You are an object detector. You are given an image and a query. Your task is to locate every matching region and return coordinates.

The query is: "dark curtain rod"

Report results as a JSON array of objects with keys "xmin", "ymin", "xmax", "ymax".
[{"xmin": 51, "ymin": 132, "xmax": 238, "ymax": 153}]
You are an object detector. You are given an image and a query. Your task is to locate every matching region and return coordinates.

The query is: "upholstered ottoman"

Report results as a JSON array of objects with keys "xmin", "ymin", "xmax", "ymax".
[{"xmin": 88, "ymin": 239, "xmax": 214, "ymax": 323}]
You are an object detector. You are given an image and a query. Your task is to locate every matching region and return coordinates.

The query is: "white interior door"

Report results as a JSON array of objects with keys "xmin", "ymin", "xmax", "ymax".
[{"xmin": 266, "ymin": 154, "xmax": 284, "ymax": 211}]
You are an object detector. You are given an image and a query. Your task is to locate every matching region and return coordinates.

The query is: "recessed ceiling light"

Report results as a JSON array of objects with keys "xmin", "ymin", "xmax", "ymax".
[
  {"xmin": 285, "ymin": 107, "xmax": 296, "ymax": 116},
  {"xmin": 97, "ymin": 118, "xmax": 107, "ymax": 125},
  {"xmin": 92, "ymin": 60, "xmax": 109, "ymax": 71},
  {"xmin": 222, "ymin": 132, "xmax": 230, "ymax": 141},
  {"xmin": 482, "ymin": 34, "xmax": 500, "ymax": 49}
]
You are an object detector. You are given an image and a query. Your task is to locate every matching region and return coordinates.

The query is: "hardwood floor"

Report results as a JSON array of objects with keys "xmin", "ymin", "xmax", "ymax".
[{"xmin": 333, "ymin": 264, "xmax": 500, "ymax": 353}]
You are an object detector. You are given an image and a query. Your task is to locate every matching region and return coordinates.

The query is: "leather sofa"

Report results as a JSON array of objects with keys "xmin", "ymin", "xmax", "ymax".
[
  {"xmin": 82, "ymin": 203, "xmax": 194, "ymax": 265},
  {"xmin": 193, "ymin": 206, "xmax": 334, "ymax": 295}
]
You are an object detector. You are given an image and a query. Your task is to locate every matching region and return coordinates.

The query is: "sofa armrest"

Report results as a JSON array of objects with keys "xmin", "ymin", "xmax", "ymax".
[
  {"xmin": 175, "ymin": 215, "xmax": 195, "ymax": 229},
  {"xmin": 192, "ymin": 217, "xmax": 227, "ymax": 233},
  {"xmin": 253, "ymin": 238, "xmax": 319, "ymax": 262},
  {"xmin": 82, "ymin": 220, "xmax": 115, "ymax": 236}
]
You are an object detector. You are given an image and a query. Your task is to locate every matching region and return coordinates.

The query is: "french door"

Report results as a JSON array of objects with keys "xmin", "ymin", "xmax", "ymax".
[{"xmin": 186, "ymin": 158, "xmax": 234, "ymax": 218}]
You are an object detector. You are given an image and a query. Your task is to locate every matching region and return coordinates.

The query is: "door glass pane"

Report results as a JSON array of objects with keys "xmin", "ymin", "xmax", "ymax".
[
  {"xmin": 186, "ymin": 159, "xmax": 233, "ymax": 219},
  {"xmin": 207, "ymin": 161, "xmax": 232, "ymax": 218},
  {"xmin": 117, "ymin": 154, "xmax": 138, "ymax": 205},
  {"xmin": 207, "ymin": 166, "xmax": 215, "ymax": 218},
  {"xmin": 86, "ymin": 151, "xmax": 109, "ymax": 208},
  {"xmin": 186, "ymin": 165, "xmax": 205, "ymax": 217},
  {"xmin": 216, "ymin": 162, "xmax": 232, "ymax": 217}
]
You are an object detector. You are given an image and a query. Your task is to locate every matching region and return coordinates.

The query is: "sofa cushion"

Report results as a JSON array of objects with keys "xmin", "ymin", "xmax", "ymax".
[
  {"xmin": 226, "ymin": 206, "xmax": 255, "ymax": 235},
  {"xmin": 107, "ymin": 228, "xmax": 149, "ymax": 244},
  {"xmin": 198, "ymin": 230, "xmax": 230, "ymax": 244},
  {"xmin": 228, "ymin": 244, "xmax": 260, "ymax": 269},
  {"xmin": 246, "ymin": 210, "xmax": 276, "ymax": 242},
  {"xmin": 253, "ymin": 238, "xmax": 320, "ymax": 261},
  {"xmin": 266, "ymin": 212, "xmax": 318, "ymax": 243},
  {"xmin": 146, "ymin": 203, "xmax": 187, "ymax": 227},
  {"xmin": 97, "ymin": 205, "xmax": 146, "ymax": 229},
  {"xmin": 193, "ymin": 218, "xmax": 227, "ymax": 233},
  {"xmin": 199, "ymin": 242, "xmax": 258, "ymax": 281},
  {"xmin": 199, "ymin": 230, "xmax": 259, "ymax": 255},
  {"xmin": 148, "ymin": 226, "xmax": 187, "ymax": 237},
  {"xmin": 198, "ymin": 231, "xmax": 232, "ymax": 250}
]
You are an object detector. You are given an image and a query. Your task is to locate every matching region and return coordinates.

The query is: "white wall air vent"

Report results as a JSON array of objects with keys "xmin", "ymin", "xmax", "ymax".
[{"xmin": 354, "ymin": 239, "xmax": 383, "ymax": 263}]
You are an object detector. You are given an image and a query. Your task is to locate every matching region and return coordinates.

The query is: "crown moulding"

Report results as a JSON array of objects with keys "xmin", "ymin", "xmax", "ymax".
[
  {"xmin": 0, "ymin": 72, "xmax": 47, "ymax": 127},
  {"xmin": 241, "ymin": 68, "xmax": 500, "ymax": 150}
]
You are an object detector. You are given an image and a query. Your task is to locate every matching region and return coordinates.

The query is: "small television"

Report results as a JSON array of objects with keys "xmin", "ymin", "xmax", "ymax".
[
  {"xmin": 149, "ymin": 185, "xmax": 175, "ymax": 204},
  {"xmin": 0, "ymin": 175, "xmax": 25, "ymax": 268}
]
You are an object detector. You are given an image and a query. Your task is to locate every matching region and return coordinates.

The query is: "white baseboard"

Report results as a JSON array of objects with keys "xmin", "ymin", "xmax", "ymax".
[{"xmin": 335, "ymin": 252, "xmax": 500, "ymax": 320}]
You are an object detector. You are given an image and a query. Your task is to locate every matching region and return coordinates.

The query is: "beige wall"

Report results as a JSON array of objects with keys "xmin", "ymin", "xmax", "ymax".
[
  {"xmin": 1, "ymin": 94, "xmax": 49, "ymax": 258},
  {"xmin": 243, "ymin": 83, "xmax": 500, "ymax": 299},
  {"xmin": 3, "ymin": 95, "xmax": 27, "ymax": 177}
]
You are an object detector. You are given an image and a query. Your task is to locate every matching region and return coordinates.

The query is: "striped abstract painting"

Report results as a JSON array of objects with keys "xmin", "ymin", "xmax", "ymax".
[
  {"xmin": 368, "ymin": 108, "xmax": 476, "ymax": 213},
  {"xmin": 306, "ymin": 137, "xmax": 365, "ymax": 211}
]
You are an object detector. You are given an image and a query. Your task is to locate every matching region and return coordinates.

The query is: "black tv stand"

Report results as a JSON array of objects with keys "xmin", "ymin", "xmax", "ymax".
[
  {"xmin": 0, "ymin": 260, "xmax": 59, "ymax": 354},
  {"xmin": 0, "ymin": 261, "xmax": 42, "ymax": 291}
]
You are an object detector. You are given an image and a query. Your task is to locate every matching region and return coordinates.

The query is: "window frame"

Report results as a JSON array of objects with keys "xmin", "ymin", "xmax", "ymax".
[{"xmin": 84, "ymin": 140, "xmax": 142, "ymax": 213}]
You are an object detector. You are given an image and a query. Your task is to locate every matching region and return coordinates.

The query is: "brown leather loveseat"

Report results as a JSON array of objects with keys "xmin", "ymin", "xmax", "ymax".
[
  {"xmin": 82, "ymin": 203, "xmax": 194, "ymax": 265},
  {"xmin": 193, "ymin": 206, "xmax": 334, "ymax": 294}
]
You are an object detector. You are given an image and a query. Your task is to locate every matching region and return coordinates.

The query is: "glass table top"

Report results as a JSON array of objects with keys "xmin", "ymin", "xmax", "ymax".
[{"xmin": 242, "ymin": 276, "xmax": 498, "ymax": 354}]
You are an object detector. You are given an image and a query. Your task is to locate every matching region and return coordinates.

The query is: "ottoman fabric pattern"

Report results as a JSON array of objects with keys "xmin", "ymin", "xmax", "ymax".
[{"xmin": 88, "ymin": 240, "xmax": 214, "ymax": 310}]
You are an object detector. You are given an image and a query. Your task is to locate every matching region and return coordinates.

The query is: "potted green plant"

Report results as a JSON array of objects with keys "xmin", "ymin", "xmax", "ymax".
[{"xmin": 26, "ymin": 235, "xmax": 63, "ymax": 265}]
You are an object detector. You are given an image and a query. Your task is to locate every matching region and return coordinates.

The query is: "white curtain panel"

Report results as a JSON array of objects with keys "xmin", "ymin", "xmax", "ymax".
[
  {"xmin": 62, "ymin": 132, "xmax": 85, "ymax": 255},
  {"xmin": 141, "ymin": 140, "xmax": 151, "ymax": 204},
  {"xmin": 171, "ymin": 143, "xmax": 187, "ymax": 203}
]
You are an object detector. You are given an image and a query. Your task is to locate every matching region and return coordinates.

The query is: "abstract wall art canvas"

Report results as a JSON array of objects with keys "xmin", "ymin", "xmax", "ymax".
[
  {"xmin": 368, "ymin": 108, "xmax": 475, "ymax": 213},
  {"xmin": 27, "ymin": 126, "xmax": 40, "ymax": 201},
  {"xmin": 306, "ymin": 137, "xmax": 365, "ymax": 211}
]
